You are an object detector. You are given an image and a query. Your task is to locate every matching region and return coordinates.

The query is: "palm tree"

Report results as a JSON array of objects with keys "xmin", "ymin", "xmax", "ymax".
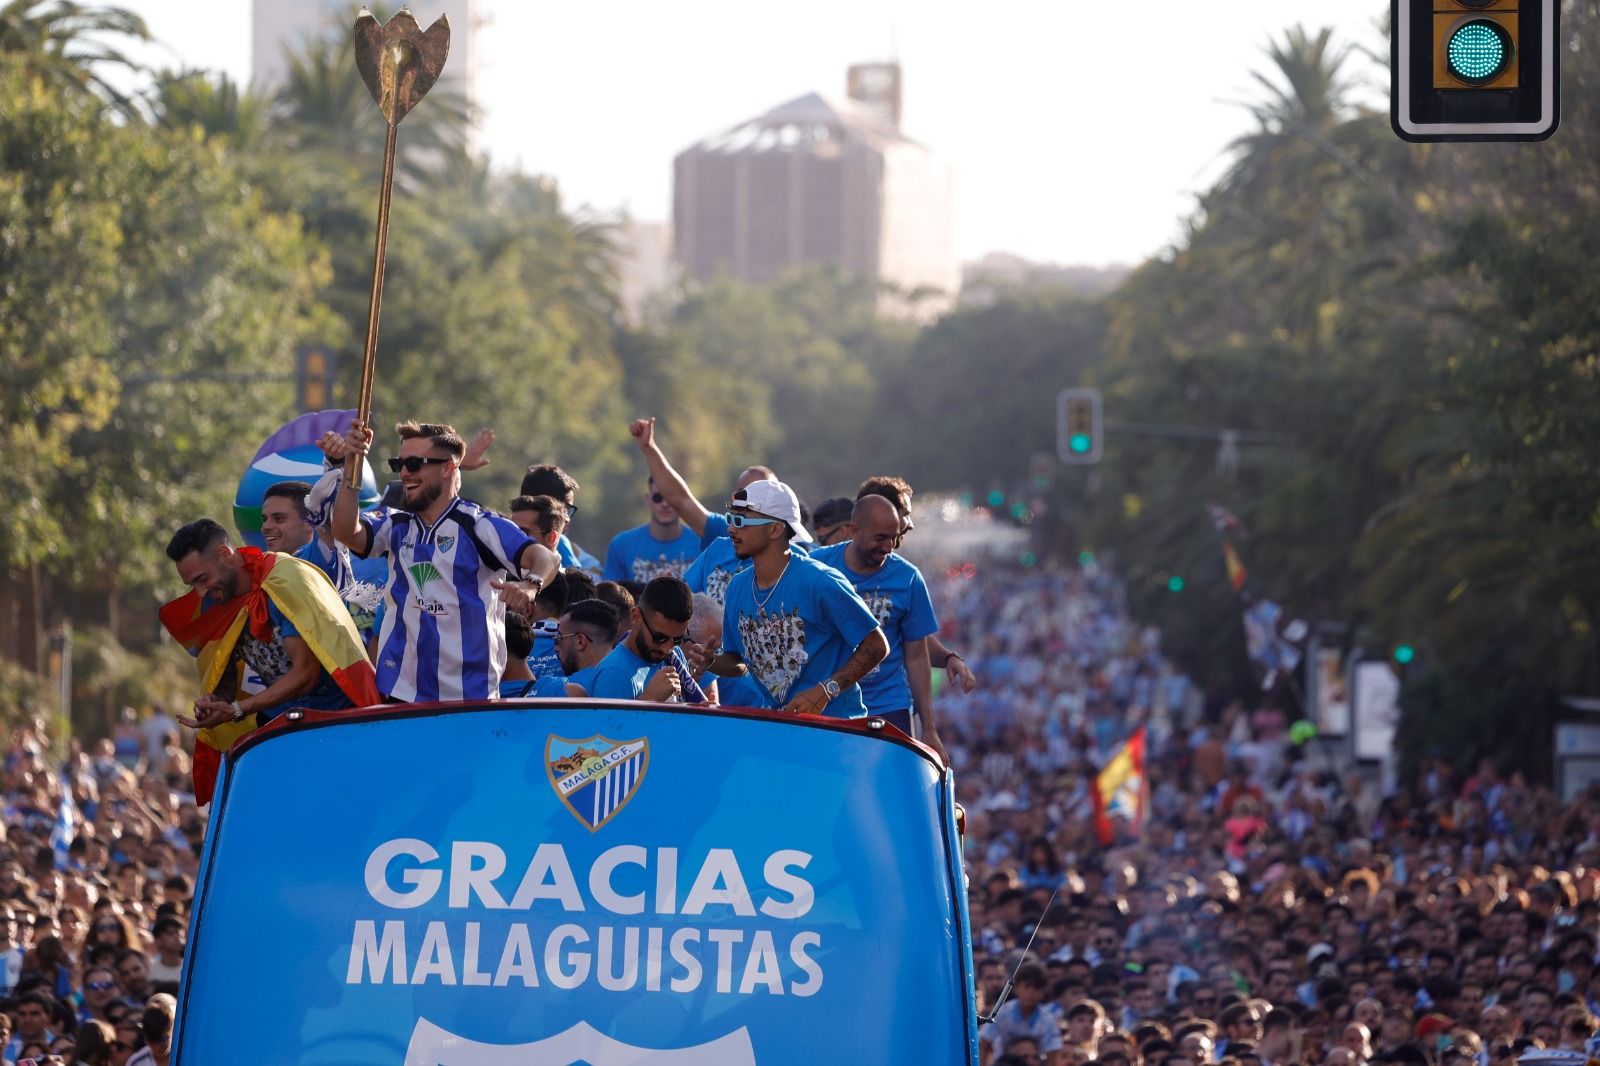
[
  {"xmin": 1238, "ymin": 25, "xmax": 1357, "ymax": 135},
  {"xmin": 150, "ymin": 69, "xmax": 274, "ymax": 150},
  {"xmin": 474, "ymin": 173, "xmax": 623, "ymax": 355},
  {"xmin": 0, "ymin": 0, "xmax": 149, "ymax": 113},
  {"xmin": 274, "ymin": 23, "xmax": 474, "ymax": 187},
  {"xmin": 1216, "ymin": 25, "xmax": 1367, "ymax": 211}
]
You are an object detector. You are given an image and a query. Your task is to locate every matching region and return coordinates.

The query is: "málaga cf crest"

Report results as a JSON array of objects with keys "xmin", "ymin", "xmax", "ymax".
[{"xmin": 545, "ymin": 735, "xmax": 649, "ymax": 831}]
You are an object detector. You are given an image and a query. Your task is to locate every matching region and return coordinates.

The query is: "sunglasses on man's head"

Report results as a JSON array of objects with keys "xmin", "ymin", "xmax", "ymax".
[
  {"xmin": 724, "ymin": 511, "xmax": 781, "ymax": 528},
  {"xmin": 387, "ymin": 455, "xmax": 452, "ymax": 473}
]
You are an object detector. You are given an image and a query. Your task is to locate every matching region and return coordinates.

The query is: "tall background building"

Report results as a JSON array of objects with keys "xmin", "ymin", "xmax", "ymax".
[
  {"xmin": 252, "ymin": 0, "xmax": 479, "ymax": 119},
  {"xmin": 673, "ymin": 62, "xmax": 958, "ymax": 312}
]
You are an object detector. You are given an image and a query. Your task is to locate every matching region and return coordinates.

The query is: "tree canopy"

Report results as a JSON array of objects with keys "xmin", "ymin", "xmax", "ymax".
[{"xmin": 7, "ymin": 3, "xmax": 1600, "ymax": 776}]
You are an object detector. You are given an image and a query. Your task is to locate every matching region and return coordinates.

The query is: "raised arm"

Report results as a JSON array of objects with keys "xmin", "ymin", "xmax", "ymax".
[
  {"xmin": 321, "ymin": 426, "xmax": 374, "ymax": 556},
  {"xmin": 629, "ymin": 417, "xmax": 712, "ymax": 538}
]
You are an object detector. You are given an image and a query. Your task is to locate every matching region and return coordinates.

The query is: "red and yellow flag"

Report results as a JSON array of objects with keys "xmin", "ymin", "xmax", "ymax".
[
  {"xmin": 161, "ymin": 547, "xmax": 379, "ymax": 802},
  {"xmin": 1222, "ymin": 541, "xmax": 1248, "ymax": 593},
  {"xmin": 1091, "ymin": 726, "xmax": 1147, "ymax": 846}
]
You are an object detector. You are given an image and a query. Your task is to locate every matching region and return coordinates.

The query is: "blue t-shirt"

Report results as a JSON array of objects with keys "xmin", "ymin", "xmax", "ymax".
[
  {"xmin": 586, "ymin": 640, "xmax": 665, "ymax": 700},
  {"xmin": 686, "ymin": 535, "xmax": 812, "ymax": 606},
  {"xmin": 557, "ymin": 534, "xmax": 602, "ymax": 574},
  {"xmin": 564, "ymin": 662, "xmax": 604, "ymax": 697},
  {"xmin": 293, "ymin": 537, "xmax": 389, "ymax": 635},
  {"xmin": 717, "ymin": 671, "xmax": 769, "ymax": 709},
  {"xmin": 601, "ymin": 523, "xmax": 702, "ymax": 583},
  {"xmin": 720, "ymin": 550, "xmax": 881, "ymax": 718},
  {"xmin": 499, "ymin": 675, "xmax": 567, "ymax": 698},
  {"xmin": 700, "ymin": 512, "xmax": 730, "ymax": 550},
  {"xmin": 809, "ymin": 544, "xmax": 939, "ymax": 714},
  {"xmin": 526, "ymin": 621, "xmax": 563, "ymax": 680},
  {"xmin": 684, "ymin": 536, "xmax": 747, "ymax": 606}
]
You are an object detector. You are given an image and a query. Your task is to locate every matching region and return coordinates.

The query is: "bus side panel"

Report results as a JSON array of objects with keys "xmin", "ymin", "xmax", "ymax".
[{"xmin": 177, "ymin": 704, "xmax": 974, "ymax": 1064}]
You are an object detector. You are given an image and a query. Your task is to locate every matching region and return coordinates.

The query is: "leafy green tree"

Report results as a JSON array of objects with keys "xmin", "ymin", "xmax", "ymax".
[
  {"xmin": 150, "ymin": 69, "xmax": 275, "ymax": 151},
  {"xmin": 0, "ymin": 0, "xmax": 147, "ymax": 113}
]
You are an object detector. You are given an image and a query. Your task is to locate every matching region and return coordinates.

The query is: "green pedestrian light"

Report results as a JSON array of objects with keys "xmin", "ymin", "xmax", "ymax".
[
  {"xmin": 1446, "ymin": 20, "xmax": 1513, "ymax": 85},
  {"xmin": 1394, "ymin": 644, "xmax": 1416, "ymax": 665},
  {"xmin": 987, "ymin": 490, "xmax": 1005, "ymax": 507},
  {"xmin": 1167, "ymin": 575, "xmax": 1184, "ymax": 593}
]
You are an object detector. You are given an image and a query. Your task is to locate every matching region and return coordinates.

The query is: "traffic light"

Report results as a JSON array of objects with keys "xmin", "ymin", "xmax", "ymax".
[
  {"xmin": 1392, "ymin": 0, "xmax": 1559, "ymax": 142},
  {"xmin": 1393, "ymin": 644, "xmax": 1417, "ymax": 665},
  {"xmin": 296, "ymin": 346, "xmax": 337, "ymax": 412},
  {"xmin": 1057, "ymin": 387, "xmax": 1103, "ymax": 465}
]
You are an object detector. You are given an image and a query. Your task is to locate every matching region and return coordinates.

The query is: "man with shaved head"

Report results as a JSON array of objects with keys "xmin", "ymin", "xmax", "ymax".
[{"xmin": 810, "ymin": 493, "xmax": 945, "ymax": 759}]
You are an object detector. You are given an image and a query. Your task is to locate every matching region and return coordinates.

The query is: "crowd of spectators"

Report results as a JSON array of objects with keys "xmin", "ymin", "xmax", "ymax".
[
  {"xmin": 1, "ymin": 713, "xmax": 189, "ymax": 1065},
  {"xmin": 9, "ymin": 553, "xmax": 1600, "ymax": 1066},
  {"xmin": 931, "ymin": 561, "xmax": 1600, "ymax": 1066}
]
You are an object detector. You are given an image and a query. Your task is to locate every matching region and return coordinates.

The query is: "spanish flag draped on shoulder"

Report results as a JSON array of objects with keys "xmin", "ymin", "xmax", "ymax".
[
  {"xmin": 1090, "ymin": 726, "xmax": 1147, "ymax": 847},
  {"xmin": 159, "ymin": 548, "xmax": 380, "ymax": 803}
]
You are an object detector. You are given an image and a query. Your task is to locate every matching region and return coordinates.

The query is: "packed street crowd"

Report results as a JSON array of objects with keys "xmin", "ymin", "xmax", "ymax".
[
  {"xmin": 939, "ymin": 566, "xmax": 1600, "ymax": 1066},
  {"xmin": 5, "ymin": 415, "xmax": 1600, "ymax": 1065}
]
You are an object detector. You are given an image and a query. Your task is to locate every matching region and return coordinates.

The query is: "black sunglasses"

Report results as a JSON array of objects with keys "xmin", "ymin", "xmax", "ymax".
[
  {"xmin": 638, "ymin": 611, "xmax": 690, "ymax": 647},
  {"xmin": 387, "ymin": 455, "xmax": 453, "ymax": 473}
]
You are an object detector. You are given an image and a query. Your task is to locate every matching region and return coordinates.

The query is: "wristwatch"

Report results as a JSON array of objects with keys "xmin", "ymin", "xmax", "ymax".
[
  {"xmin": 230, "ymin": 701, "xmax": 246, "ymax": 722},
  {"xmin": 821, "ymin": 679, "xmax": 841, "ymax": 700}
]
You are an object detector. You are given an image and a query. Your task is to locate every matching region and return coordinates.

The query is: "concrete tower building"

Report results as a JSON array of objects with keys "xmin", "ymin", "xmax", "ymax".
[{"xmin": 673, "ymin": 63, "xmax": 958, "ymax": 310}]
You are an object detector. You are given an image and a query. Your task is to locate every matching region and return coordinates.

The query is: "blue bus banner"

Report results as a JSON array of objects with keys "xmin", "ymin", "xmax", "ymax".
[{"xmin": 176, "ymin": 701, "xmax": 977, "ymax": 1064}]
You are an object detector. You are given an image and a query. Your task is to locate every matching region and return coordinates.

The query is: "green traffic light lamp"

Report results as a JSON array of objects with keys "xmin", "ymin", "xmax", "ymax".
[{"xmin": 1445, "ymin": 19, "xmax": 1514, "ymax": 85}]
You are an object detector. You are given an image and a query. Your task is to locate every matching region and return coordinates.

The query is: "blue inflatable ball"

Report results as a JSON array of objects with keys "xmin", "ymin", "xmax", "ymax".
[{"xmin": 235, "ymin": 410, "xmax": 379, "ymax": 548}]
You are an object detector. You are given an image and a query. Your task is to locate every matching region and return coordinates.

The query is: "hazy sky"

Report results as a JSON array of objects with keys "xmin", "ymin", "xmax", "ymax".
[{"xmin": 116, "ymin": 1, "xmax": 1386, "ymax": 267}]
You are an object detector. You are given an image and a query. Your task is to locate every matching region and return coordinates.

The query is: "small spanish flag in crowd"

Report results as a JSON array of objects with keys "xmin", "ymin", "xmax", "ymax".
[{"xmin": 1091, "ymin": 726, "xmax": 1147, "ymax": 847}]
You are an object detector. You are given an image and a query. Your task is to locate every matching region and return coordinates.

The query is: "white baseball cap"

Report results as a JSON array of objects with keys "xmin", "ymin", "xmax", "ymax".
[{"xmin": 730, "ymin": 479, "xmax": 813, "ymax": 543}]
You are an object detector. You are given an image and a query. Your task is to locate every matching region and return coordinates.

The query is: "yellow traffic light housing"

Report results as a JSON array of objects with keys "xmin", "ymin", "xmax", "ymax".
[
  {"xmin": 1393, "ymin": 0, "xmax": 1557, "ymax": 142},
  {"xmin": 1056, "ymin": 388, "xmax": 1102, "ymax": 465},
  {"xmin": 1433, "ymin": 0, "xmax": 1518, "ymax": 90}
]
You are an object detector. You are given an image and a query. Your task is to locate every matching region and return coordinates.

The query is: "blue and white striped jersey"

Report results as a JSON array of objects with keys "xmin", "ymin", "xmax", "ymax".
[{"xmin": 358, "ymin": 498, "xmax": 535, "ymax": 702}]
